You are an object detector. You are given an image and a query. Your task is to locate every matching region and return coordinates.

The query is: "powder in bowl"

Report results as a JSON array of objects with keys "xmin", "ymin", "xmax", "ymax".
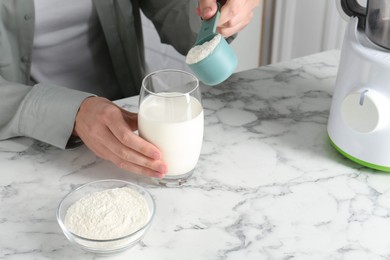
[
  {"xmin": 64, "ymin": 187, "xmax": 150, "ymax": 240},
  {"xmin": 186, "ymin": 34, "xmax": 222, "ymax": 64}
]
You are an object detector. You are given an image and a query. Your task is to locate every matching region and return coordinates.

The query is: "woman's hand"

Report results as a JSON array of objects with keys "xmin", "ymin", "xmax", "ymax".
[
  {"xmin": 73, "ymin": 97, "xmax": 167, "ymax": 178},
  {"xmin": 196, "ymin": 0, "xmax": 260, "ymax": 37}
]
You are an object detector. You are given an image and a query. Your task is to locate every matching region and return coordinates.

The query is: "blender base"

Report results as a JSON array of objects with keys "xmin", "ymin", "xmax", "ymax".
[
  {"xmin": 328, "ymin": 135, "xmax": 390, "ymax": 172},
  {"xmin": 327, "ymin": 17, "xmax": 390, "ymax": 172}
]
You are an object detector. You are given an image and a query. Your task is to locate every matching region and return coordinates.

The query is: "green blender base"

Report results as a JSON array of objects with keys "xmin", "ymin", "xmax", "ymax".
[{"xmin": 328, "ymin": 136, "xmax": 390, "ymax": 172}]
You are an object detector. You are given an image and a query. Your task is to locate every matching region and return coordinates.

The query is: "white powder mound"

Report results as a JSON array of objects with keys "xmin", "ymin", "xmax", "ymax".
[
  {"xmin": 64, "ymin": 187, "xmax": 150, "ymax": 240},
  {"xmin": 186, "ymin": 34, "xmax": 222, "ymax": 64}
]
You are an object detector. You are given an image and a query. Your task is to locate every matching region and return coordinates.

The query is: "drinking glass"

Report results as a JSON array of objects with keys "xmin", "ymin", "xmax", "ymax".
[{"xmin": 138, "ymin": 70, "xmax": 204, "ymax": 186}]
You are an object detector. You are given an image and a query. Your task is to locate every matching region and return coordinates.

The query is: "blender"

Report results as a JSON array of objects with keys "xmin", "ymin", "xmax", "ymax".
[{"xmin": 328, "ymin": 0, "xmax": 390, "ymax": 171}]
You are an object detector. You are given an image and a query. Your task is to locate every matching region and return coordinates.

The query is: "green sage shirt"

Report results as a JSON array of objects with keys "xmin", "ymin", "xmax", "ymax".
[{"xmin": 0, "ymin": 0, "xmax": 199, "ymax": 148}]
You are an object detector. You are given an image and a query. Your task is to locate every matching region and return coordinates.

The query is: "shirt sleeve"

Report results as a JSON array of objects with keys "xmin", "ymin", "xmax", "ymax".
[
  {"xmin": 140, "ymin": 0, "xmax": 200, "ymax": 55},
  {"xmin": 0, "ymin": 77, "xmax": 94, "ymax": 149}
]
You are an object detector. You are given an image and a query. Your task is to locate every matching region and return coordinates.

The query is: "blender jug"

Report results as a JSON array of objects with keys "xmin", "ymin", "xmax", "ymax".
[{"xmin": 341, "ymin": 0, "xmax": 390, "ymax": 49}]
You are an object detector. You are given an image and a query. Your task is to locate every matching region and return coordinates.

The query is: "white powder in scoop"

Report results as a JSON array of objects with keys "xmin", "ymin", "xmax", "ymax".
[
  {"xmin": 186, "ymin": 34, "xmax": 221, "ymax": 64},
  {"xmin": 64, "ymin": 187, "xmax": 150, "ymax": 240}
]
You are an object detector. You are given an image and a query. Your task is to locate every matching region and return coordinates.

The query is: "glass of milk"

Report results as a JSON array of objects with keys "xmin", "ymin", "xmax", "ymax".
[{"xmin": 138, "ymin": 70, "xmax": 204, "ymax": 186}]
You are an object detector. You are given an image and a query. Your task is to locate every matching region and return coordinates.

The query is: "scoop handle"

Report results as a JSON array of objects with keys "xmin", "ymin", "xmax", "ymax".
[{"xmin": 195, "ymin": 3, "xmax": 221, "ymax": 45}]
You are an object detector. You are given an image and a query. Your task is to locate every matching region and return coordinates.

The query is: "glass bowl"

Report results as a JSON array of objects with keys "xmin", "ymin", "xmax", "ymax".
[{"xmin": 56, "ymin": 179, "xmax": 155, "ymax": 255}]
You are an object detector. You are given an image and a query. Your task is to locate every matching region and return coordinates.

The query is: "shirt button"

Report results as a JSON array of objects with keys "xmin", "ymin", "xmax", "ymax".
[
  {"xmin": 24, "ymin": 14, "xmax": 31, "ymax": 21},
  {"xmin": 21, "ymin": 56, "xmax": 30, "ymax": 63}
]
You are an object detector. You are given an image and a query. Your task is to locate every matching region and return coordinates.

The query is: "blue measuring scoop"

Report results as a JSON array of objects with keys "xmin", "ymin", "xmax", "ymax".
[{"xmin": 187, "ymin": 4, "xmax": 237, "ymax": 86}]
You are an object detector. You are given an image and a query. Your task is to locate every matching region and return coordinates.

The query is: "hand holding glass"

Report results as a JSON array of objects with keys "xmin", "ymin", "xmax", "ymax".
[{"xmin": 138, "ymin": 70, "xmax": 203, "ymax": 186}]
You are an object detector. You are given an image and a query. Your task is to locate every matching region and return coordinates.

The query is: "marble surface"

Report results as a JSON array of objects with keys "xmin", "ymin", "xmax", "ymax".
[{"xmin": 2, "ymin": 50, "xmax": 390, "ymax": 260}]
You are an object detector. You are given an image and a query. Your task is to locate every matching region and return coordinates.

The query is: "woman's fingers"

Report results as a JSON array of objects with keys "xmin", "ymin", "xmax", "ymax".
[
  {"xmin": 197, "ymin": 0, "xmax": 260, "ymax": 37},
  {"xmin": 73, "ymin": 97, "xmax": 167, "ymax": 178},
  {"xmin": 197, "ymin": 0, "xmax": 218, "ymax": 19}
]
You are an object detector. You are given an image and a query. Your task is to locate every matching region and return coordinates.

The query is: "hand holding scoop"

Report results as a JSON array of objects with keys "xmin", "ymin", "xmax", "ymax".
[{"xmin": 186, "ymin": 4, "xmax": 238, "ymax": 86}]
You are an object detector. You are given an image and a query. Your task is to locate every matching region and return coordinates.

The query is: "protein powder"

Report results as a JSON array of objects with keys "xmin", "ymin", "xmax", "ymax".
[
  {"xmin": 64, "ymin": 187, "xmax": 150, "ymax": 240},
  {"xmin": 186, "ymin": 34, "xmax": 222, "ymax": 64}
]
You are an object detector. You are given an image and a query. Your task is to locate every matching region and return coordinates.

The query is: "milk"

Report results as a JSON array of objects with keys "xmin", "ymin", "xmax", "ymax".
[{"xmin": 138, "ymin": 94, "xmax": 204, "ymax": 176}]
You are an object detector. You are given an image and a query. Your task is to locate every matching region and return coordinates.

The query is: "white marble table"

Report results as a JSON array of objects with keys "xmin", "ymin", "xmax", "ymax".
[{"xmin": 2, "ymin": 50, "xmax": 390, "ymax": 260}]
